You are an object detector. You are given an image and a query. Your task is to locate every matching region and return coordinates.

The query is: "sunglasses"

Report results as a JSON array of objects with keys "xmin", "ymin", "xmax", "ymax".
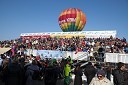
[{"xmin": 97, "ymin": 75, "xmax": 103, "ymax": 78}]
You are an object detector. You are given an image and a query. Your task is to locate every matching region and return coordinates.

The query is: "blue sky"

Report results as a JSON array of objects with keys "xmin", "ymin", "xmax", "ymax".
[{"xmin": 0, "ymin": 0, "xmax": 128, "ymax": 41}]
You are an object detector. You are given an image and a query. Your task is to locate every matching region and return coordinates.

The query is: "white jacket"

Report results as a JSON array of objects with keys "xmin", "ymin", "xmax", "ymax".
[{"xmin": 89, "ymin": 77, "xmax": 113, "ymax": 85}]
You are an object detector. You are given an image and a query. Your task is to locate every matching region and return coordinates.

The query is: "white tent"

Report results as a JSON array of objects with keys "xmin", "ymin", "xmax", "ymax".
[{"xmin": 0, "ymin": 48, "xmax": 11, "ymax": 55}]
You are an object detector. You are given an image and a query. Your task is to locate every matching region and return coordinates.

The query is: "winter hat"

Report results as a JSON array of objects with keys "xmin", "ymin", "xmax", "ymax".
[{"xmin": 97, "ymin": 70, "xmax": 106, "ymax": 77}]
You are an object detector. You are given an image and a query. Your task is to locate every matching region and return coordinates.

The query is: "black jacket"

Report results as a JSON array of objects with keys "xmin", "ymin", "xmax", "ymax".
[{"xmin": 112, "ymin": 69, "xmax": 127, "ymax": 85}]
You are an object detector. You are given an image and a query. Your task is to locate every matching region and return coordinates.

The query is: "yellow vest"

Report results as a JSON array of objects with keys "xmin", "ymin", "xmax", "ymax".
[{"xmin": 64, "ymin": 64, "xmax": 71, "ymax": 76}]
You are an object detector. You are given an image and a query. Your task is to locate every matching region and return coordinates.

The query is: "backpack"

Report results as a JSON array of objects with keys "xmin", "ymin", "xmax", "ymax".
[{"xmin": 31, "ymin": 70, "xmax": 41, "ymax": 80}]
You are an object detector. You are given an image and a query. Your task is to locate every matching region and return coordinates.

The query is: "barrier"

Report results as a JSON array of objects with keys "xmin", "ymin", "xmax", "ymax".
[
  {"xmin": 118, "ymin": 54, "xmax": 128, "ymax": 63},
  {"xmin": 105, "ymin": 53, "xmax": 118, "ymax": 63},
  {"xmin": 37, "ymin": 50, "xmax": 66, "ymax": 59},
  {"xmin": 25, "ymin": 49, "xmax": 37, "ymax": 56},
  {"xmin": 105, "ymin": 53, "xmax": 128, "ymax": 63},
  {"xmin": 25, "ymin": 49, "xmax": 88, "ymax": 60},
  {"xmin": 25, "ymin": 49, "xmax": 128, "ymax": 63}
]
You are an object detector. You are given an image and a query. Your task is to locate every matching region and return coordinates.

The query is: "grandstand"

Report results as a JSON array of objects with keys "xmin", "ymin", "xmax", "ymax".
[
  {"xmin": 0, "ymin": 30, "xmax": 128, "ymax": 64},
  {"xmin": 0, "ymin": 30, "xmax": 128, "ymax": 85}
]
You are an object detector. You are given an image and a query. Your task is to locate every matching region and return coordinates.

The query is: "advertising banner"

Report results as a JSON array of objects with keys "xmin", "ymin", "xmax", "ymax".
[
  {"xmin": 21, "ymin": 30, "xmax": 116, "ymax": 39},
  {"xmin": 118, "ymin": 54, "xmax": 128, "ymax": 63},
  {"xmin": 105, "ymin": 53, "xmax": 118, "ymax": 63},
  {"xmin": 25, "ymin": 49, "xmax": 88, "ymax": 60},
  {"xmin": 105, "ymin": 53, "xmax": 128, "ymax": 63},
  {"xmin": 25, "ymin": 49, "xmax": 37, "ymax": 56},
  {"xmin": 37, "ymin": 50, "xmax": 66, "ymax": 59}
]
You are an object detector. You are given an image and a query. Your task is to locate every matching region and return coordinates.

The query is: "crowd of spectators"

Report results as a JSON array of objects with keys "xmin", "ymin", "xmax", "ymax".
[
  {"xmin": 0, "ymin": 36, "xmax": 128, "ymax": 54},
  {"xmin": 0, "ymin": 36, "xmax": 128, "ymax": 85}
]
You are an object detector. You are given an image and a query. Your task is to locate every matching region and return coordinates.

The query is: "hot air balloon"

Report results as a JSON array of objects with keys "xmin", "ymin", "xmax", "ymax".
[{"xmin": 58, "ymin": 8, "xmax": 86, "ymax": 32}]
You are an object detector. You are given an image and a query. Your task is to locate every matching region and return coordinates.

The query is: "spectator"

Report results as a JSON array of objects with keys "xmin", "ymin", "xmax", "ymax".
[
  {"xmin": 123, "ymin": 70, "xmax": 128, "ymax": 85},
  {"xmin": 44, "ymin": 62, "xmax": 58, "ymax": 85},
  {"xmin": 89, "ymin": 69, "xmax": 113, "ymax": 85},
  {"xmin": 64, "ymin": 61, "xmax": 72, "ymax": 85},
  {"xmin": 25, "ymin": 60, "xmax": 41, "ymax": 85},
  {"xmin": 4, "ymin": 58, "xmax": 22, "ymax": 85},
  {"xmin": 0, "ymin": 57, "xmax": 10, "ymax": 82},
  {"xmin": 84, "ymin": 62, "xmax": 97, "ymax": 85},
  {"xmin": 112, "ymin": 62, "xmax": 127, "ymax": 85},
  {"xmin": 106, "ymin": 66, "xmax": 112, "ymax": 81},
  {"xmin": 74, "ymin": 64, "xmax": 83, "ymax": 85},
  {"xmin": 98, "ymin": 46, "xmax": 105, "ymax": 62}
]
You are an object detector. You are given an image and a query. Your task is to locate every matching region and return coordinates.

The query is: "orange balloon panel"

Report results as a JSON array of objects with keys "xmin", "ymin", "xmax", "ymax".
[{"xmin": 58, "ymin": 8, "xmax": 86, "ymax": 32}]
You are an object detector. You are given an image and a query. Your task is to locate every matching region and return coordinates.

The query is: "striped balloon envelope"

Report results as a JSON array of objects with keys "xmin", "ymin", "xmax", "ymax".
[{"xmin": 58, "ymin": 8, "xmax": 86, "ymax": 32}]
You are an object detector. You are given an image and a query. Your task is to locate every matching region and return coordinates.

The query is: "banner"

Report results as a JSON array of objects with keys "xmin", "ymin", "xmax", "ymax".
[
  {"xmin": 66, "ymin": 51, "xmax": 88, "ymax": 60},
  {"xmin": 105, "ymin": 53, "xmax": 128, "ymax": 63},
  {"xmin": 25, "ymin": 49, "xmax": 128, "ymax": 63},
  {"xmin": 37, "ymin": 50, "xmax": 66, "ymax": 59},
  {"xmin": 105, "ymin": 53, "xmax": 119, "ymax": 63},
  {"xmin": 21, "ymin": 30, "xmax": 116, "ymax": 39},
  {"xmin": 25, "ymin": 49, "xmax": 37, "ymax": 56},
  {"xmin": 118, "ymin": 54, "xmax": 128, "ymax": 63},
  {"xmin": 26, "ymin": 49, "xmax": 88, "ymax": 60}
]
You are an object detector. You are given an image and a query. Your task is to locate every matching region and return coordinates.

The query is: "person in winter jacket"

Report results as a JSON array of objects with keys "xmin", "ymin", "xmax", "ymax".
[
  {"xmin": 64, "ymin": 61, "xmax": 72, "ymax": 85},
  {"xmin": 112, "ymin": 62, "xmax": 127, "ymax": 85},
  {"xmin": 89, "ymin": 69, "xmax": 113, "ymax": 85},
  {"xmin": 74, "ymin": 64, "xmax": 83, "ymax": 85}
]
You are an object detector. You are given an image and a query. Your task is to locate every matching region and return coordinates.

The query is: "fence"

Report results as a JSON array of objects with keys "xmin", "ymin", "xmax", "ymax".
[{"xmin": 25, "ymin": 49, "xmax": 128, "ymax": 63}]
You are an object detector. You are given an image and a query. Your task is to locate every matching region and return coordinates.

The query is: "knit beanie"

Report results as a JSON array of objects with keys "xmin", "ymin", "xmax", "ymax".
[{"xmin": 97, "ymin": 70, "xmax": 106, "ymax": 77}]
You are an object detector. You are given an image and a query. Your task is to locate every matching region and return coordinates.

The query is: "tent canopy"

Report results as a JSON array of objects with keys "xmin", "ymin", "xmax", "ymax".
[{"xmin": 0, "ymin": 48, "xmax": 11, "ymax": 55}]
